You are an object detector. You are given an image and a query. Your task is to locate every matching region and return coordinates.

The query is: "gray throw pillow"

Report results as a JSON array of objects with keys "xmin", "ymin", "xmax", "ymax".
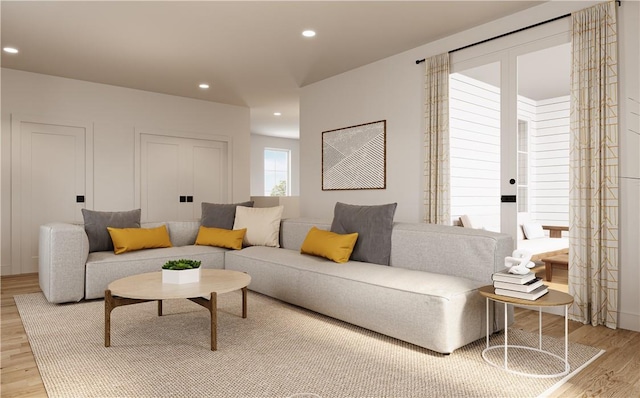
[
  {"xmin": 201, "ymin": 201, "xmax": 254, "ymax": 230},
  {"xmin": 330, "ymin": 202, "xmax": 397, "ymax": 266},
  {"xmin": 81, "ymin": 208, "xmax": 141, "ymax": 253}
]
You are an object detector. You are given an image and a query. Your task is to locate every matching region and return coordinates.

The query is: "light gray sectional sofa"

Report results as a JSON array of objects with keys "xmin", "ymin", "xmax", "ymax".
[
  {"xmin": 39, "ymin": 221, "xmax": 226, "ymax": 303},
  {"xmin": 39, "ymin": 217, "xmax": 513, "ymax": 354},
  {"xmin": 227, "ymin": 218, "xmax": 513, "ymax": 354}
]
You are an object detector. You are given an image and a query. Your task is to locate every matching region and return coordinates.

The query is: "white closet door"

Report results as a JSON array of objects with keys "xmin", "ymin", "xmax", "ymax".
[
  {"xmin": 17, "ymin": 122, "xmax": 86, "ymax": 273},
  {"xmin": 190, "ymin": 140, "xmax": 227, "ymax": 219},
  {"xmin": 141, "ymin": 134, "xmax": 182, "ymax": 222},
  {"xmin": 141, "ymin": 134, "xmax": 228, "ymax": 222}
]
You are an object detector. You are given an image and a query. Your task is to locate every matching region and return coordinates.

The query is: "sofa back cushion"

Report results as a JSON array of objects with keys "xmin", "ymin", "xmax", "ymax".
[
  {"xmin": 280, "ymin": 218, "xmax": 331, "ymax": 251},
  {"xmin": 142, "ymin": 221, "xmax": 200, "ymax": 247},
  {"xmin": 281, "ymin": 218, "xmax": 513, "ymax": 283}
]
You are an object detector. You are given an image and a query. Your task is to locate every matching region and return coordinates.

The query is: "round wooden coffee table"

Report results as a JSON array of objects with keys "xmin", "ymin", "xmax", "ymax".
[{"xmin": 105, "ymin": 269, "xmax": 251, "ymax": 351}]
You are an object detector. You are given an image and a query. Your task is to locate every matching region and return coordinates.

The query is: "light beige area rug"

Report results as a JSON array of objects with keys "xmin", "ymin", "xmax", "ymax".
[{"xmin": 15, "ymin": 291, "xmax": 603, "ymax": 398}]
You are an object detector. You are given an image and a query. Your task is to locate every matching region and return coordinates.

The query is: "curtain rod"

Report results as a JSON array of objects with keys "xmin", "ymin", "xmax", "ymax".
[{"xmin": 415, "ymin": 0, "xmax": 621, "ymax": 65}]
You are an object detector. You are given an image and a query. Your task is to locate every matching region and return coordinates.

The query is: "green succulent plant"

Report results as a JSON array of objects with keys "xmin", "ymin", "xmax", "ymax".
[{"xmin": 162, "ymin": 259, "xmax": 202, "ymax": 270}]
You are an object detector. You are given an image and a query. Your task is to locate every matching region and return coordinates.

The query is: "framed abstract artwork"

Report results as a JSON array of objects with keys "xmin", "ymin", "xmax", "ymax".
[{"xmin": 322, "ymin": 120, "xmax": 386, "ymax": 190}]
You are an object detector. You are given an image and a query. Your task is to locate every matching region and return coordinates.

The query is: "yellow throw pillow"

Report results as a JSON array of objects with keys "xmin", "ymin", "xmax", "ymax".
[
  {"xmin": 300, "ymin": 226, "xmax": 358, "ymax": 263},
  {"xmin": 195, "ymin": 226, "xmax": 247, "ymax": 250},
  {"xmin": 107, "ymin": 225, "xmax": 172, "ymax": 255}
]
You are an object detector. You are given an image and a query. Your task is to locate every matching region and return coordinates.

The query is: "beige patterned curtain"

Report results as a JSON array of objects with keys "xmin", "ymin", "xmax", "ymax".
[
  {"xmin": 424, "ymin": 53, "xmax": 450, "ymax": 224},
  {"xmin": 569, "ymin": 1, "xmax": 619, "ymax": 328}
]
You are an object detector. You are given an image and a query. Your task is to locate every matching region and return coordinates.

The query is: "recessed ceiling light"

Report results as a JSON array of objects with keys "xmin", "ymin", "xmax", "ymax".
[
  {"xmin": 3, "ymin": 47, "xmax": 18, "ymax": 54},
  {"xmin": 302, "ymin": 30, "xmax": 316, "ymax": 38},
  {"xmin": 273, "ymin": 112, "xmax": 282, "ymax": 116},
  {"xmin": 199, "ymin": 83, "xmax": 210, "ymax": 89}
]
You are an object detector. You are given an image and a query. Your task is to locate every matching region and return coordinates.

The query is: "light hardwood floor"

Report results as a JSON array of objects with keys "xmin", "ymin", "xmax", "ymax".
[
  {"xmin": 1, "ymin": 274, "xmax": 47, "ymax": 398},
  {"xmin": 2, "ymin": 273, "xmax": 639, "ymax": 397}
]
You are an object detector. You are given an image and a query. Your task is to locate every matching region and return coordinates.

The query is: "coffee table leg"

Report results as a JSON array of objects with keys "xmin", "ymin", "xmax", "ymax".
[
  {"xmin": 210, "ymin": 292, "xmax": 217, "ymax": 351},
  {"xmin": 105, "ymin": 289, "xmax": 113, "ymax": 347},
  {"xmin": 158, "ymin": 300, "xmax": 163, "ymax": 316},
  {"xmin": 545, "ymin": 260, "xmax": 553, "ymax": 281},
  {"xmin": 242, "ymin": 287, "xmax": 248, "ymax": 318}
]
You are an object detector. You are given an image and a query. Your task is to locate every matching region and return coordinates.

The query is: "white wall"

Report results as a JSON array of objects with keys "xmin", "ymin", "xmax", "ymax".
[
  {"xmin": 1, "ymin": 68, "xmax": 250, "ymax": 275},
  {"xmin": 300, "ymin": 53, "xmax": 423, "ymax": 222},
  {"xmin": 250, "ymin": 134, "xmax": 300, "ymax": 196},
  {"xmin": 617, "ymin": 0, "xmax": 640, "ymax": 332},
  {"xmin": 300, "ymin": 1, "xmax": 639, "ymax": 331}
]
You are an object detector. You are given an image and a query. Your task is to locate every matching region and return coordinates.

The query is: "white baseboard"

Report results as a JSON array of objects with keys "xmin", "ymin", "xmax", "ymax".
[{"xmin": 619, "ymin": 311, "xmax": 640, "ymax": 332}]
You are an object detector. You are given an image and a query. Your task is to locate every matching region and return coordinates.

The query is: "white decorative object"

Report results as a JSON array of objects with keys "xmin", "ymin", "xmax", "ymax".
[
  {"xmin": 505, "ymin": 249, "xmax": 535, "ymax": 275},
  {"xmin": 162, "ymin": 268, "xmax": 200, "ymax": 284}
]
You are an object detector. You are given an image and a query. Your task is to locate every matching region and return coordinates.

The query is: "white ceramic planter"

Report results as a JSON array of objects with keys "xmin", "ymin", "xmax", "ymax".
[{"xmin": 162, "ymin": 268, "xmax": 201, "ymax": 284}]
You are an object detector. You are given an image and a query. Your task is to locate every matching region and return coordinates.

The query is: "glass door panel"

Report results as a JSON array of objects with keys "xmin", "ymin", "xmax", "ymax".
[
  {"xmin": 450, "ymin": 26, "xmax": 570, "ymax": 242},
  {"xmin": 450, "ymin": 62, "xmax": 501, "ymax": 232},
  {"xmin": 516, "ymin": 43, "xmax": 571, "ymax": 245},
  {"xmin": 517, "ymin": 119, "xmax": 530, "ymax": 213}
]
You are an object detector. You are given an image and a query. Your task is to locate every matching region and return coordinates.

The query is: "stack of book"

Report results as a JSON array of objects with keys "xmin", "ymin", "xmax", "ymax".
[{"xmin": 491, "ymin": 269, "xmax": 548, "ymax": 300}]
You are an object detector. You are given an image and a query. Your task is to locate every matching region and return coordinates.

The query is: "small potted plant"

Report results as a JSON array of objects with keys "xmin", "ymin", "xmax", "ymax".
[{"xmin": 162, "ymin": 259, "xmax": 202, "ymax": 284}]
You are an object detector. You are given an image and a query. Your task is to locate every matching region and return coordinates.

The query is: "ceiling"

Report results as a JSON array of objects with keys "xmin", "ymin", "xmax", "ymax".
[{"xmin": 1, "ymin": 1, "xmax": 545, "ymax": 139}]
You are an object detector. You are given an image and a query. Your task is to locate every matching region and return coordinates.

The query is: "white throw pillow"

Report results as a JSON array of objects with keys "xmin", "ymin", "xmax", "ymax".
[
  {"xmin": 517, "ymin": 212, "xmax": 530, "ymax": 241},
  {"xmin": 233, "ymin": 206, "xmax": 284, "ymax": 247},
  {"xmin": 460, "ymin": 214, "xmax": 473, "ymax": 228},
  {"xmin": 522, "ymin": 222, "xmax": 545, "ymax": 239},
  {"xmin": 460, "ymin": 214, "xmax": 482, "ymax": 229}
]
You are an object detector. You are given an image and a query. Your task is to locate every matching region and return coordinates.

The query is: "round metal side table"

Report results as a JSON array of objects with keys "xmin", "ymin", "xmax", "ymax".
[{"xmin": 479, "ymin": 285, "xmax": 574, "ymax": 378}]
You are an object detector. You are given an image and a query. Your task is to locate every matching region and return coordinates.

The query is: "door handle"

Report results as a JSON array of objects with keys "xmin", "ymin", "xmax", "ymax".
[
  {"xmin": 501, "ymin": 195, "xmax": 516, "ymax": 203},
  {"xmin": 76, "ymin": 195, "xmax": 85, "ymax": 203},
  {"xmin": 186, "ymin": 196, "xmax": 193, "ymax": 203},
  {"xmin": 179, "ymin": 196, "xmax": 186, "ymax": 203}
]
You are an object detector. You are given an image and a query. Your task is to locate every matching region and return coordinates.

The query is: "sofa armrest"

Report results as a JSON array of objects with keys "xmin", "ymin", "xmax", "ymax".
[
  {"xmin": 390, "ymin": 223, "xmax": 514, "ymax": 284},
  {"xmin": 39, "ymin": 223, "xmax": 89, "ymax": 303}
]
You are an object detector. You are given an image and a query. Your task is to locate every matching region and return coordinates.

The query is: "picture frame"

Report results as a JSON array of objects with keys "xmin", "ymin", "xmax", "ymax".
[{"xmin": 322, "ymin": 120, "xmax": 386, "ymax": 190}]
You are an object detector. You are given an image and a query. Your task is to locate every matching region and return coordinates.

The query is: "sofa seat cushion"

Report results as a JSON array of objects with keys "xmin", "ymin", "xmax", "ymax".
[
  {"xmin": 225, "ymin": 246, "xmax": 486, "ymax": 354},
  {"xmin": 85, "ymin": 245, "xmax": 227, "ymax": 299},
  {"xmin": 227, "ymin": 246, "xmax": 481, "ymax": 299}
]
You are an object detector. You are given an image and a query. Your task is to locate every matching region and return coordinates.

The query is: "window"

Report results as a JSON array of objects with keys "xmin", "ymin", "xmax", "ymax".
[{"xmin": 264, "ymin": 149, "xmax": 289, "ymax": 196}]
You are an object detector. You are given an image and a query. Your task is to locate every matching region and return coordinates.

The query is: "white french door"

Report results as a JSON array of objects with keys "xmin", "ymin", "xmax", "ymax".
[{"xmin": 450, "ymin": 20, "xmax": 570, "ymax": 240}]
